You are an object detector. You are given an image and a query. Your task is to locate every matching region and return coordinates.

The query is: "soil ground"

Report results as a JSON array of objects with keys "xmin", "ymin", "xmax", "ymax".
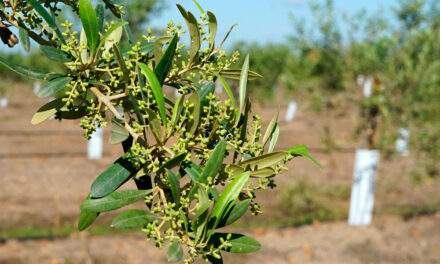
[{"xmin": 0, "ymin": 83, "xmax": 439, "ymax": 263}]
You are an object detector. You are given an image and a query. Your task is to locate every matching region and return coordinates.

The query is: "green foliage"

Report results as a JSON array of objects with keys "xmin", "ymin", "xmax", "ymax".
[
  {"xmin": 277, "ymin": 177, "xmax": 349, "ymax": 224},
  {"xmin": 0, "ymin": 1, "xmax": 314, "ymax": 263},
  {"xmin": 233, "ymin": 42, "xmax": 290, "ymax": 101}
]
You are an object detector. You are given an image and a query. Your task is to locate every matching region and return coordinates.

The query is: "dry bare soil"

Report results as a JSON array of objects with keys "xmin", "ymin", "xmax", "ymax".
[{"xmin": 0, "ymin": 83, "xmax": 439, "ymax": 263}]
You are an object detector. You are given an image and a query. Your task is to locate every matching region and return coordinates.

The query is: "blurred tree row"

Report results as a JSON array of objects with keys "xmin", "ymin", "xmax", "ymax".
[{"xmin": 234, "ymin": 0, "xmax": 440, "ymax": 180}]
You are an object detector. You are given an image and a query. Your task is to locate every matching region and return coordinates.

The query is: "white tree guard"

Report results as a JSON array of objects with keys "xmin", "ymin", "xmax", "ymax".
[
  {"xmin": 348, "ymin": 149, "xmax": 380, "ymax": 226},
  {"xmin": 0, "ymin": 96, "xmax": 8, "ymax": 108},
  {"xmin": 363, "ymin": 77, "xmax": 374, "ymax": 98},
  {"xmin": 396, "ymin": 128, "xmax": 410, "ymax": 156},
  {"xmin": 356, "ymin": 75, "xmax": 365, "ymax": 86},
  {"xmin": 88, "ymin": 124, "xmax": 103, "ymax": 160},
  {"xmin": 285, "ymin": 100, "xmax": 298, "ymax": 123}
]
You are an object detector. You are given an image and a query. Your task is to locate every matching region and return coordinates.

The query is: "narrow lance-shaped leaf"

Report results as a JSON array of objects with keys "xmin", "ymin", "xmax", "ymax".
[
  {"xmin": 167, "ymin": 170, "xmax": 181, "ymax": 207},
  {"xmin": 183, "ymin": 162, "xmax": 202, "ymax": 182},
  {"xmin": 80, "ymin": 28, "xmax": 88, "ymax": 63},
  {"xmin": 194, "ymin": 187, "xmax": 212, "ymax": 242},
  {"xmin": 128, "ymin": 91, "xmax": 145, "ymax": 125},
  {"xmin": 167, "ymin": 242, "xmax": 183, "ymax": 262},
  {"xmin": 213, "ymin": 72, "xmax": 235, "ymax": 108},
  {"xmin": 139, "ymin": 63, "xmax": 167, "ymax": 126},
  {"xmin": 177, "ymin": 5, "xmax": 200, "ymax": 66},
  {"xmin": 219, "ymin": 69, "xmax": 263, "ymax": 80},
  {"xmin": 40, "ymin": 46, "xmax": 74, "ymax": 62},
  {"xmin": 27, "ymin": 0, "xmax": 66, "ymax": 44},
  {"xmin": 145, "ymin": 108, "xmax": 163, "ymax": 143},
  {"xmin": 238, "ymin": 151, "xmax": 288, "ymax": 170},
  {"xmin": 153, "ymin": 36, "xmax": 173, "ymax": 65},
  {"xmin": 268, "ymin": 124, "xmax": 280, "ymax": 153},
  {"xmin": 111, "ymin": 209, "xmax": 157, "ymax": 229},
  {"xmin": 37, "ymin": 77, "xmax": 73, "ymax": 98},
  {"xmin": 0, "ymin": 56, "xmax": 60, "ymax": 80},
  {"xmin": 78, "ymin": 195, "xmax": 99, "ymax": 231},
  {"xmin": 169, "ymin": 94, "xmax": 185, "ymax": 135},
  {"xmin": 198, "ymin": 82, "xmax": 215, "ymax": 108},
  {"xmin": 31, "ymin": 98, "xmax": 65, "ymax": 125},
  {"xmin": 100, "ymin": 22, "xmax": 126, "ymax": 56},
  {"xmin": 110, "ymin": 118, "xmax": 129, "ymax": 144},
  {"xmin": 193, "ymin": 0, "xmax": 205, "ymax": 14},
  {"xmin": 207, "ymin": 11, "xmax": 217, "ymax": 50},
  {"xmin": 186, "ymin": 11, "xmax": 201, "ymax": 66},
  {"xmin": 113, "ymin": 44, "xmax": 130, "ymax": 86},
  {"xmin": 208, "ymin": 233, "xmax": 261, "ymax": 253},
  {"xmin": 95, "ymin": 4, "xmax": 105, "ymax": 33},
  {"xmin": 159, "ymin": 153, "xmax": 187, "ymax": 172},
  {"xmin": 90, "ymin": 157, "xmax": 138, "ymax": 198},
  {"xmin": 262, "ymin": 108, "xmax": 279, "ymax": 147},
  {"xmin": 123, "ymin": 20, "xmax": 135, "ymax": 45},
  {"xmin": 199, "ymin": 141, "xmax": 226, "ymax": 183},
  {"xmin": 154, "ymin": 34, "xmax": 178, "ymax": 86},
  {"xmin": 287, "ymin": 146, "xmax": 321, "ymax": 169},
  {"xmin": 18, "ymin": 27, "xmax": 29, "ymax": 52},
  {"xmin": 217, "ymin": 199, "xmax": 251, "ymax": 228},
  {"xmin": 207, "ymin": 171, "xmax": 250, "ymax": 238},
  {"xmin": 187, "ymin": 91, "xmax": 200, "ymax": 135},
  {"xmin": 81, "ymin": 190, "xmax": 153, "ymax": 213},
  {"xmin": 79, "ymin": 0, "xmax": 99, "ymax": 55},
  {"xmin": 238, "ymin": 55, "xmax": 250, "ymax": 120}
]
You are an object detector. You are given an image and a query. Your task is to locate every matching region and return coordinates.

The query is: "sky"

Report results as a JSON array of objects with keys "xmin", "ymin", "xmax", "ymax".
[
  {"xmin": 0, "ymin": 0, "xmax": 399, "ymax": 52},
  {"xmin": 149, "ymin": 0, "xmax": 398, "ymax": 47}
]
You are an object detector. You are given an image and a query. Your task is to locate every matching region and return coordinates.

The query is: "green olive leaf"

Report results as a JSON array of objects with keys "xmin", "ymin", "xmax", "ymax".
[
  {"xmin": 139, "ymin": 63, "xmax": 167, "ymax": 126},
  {"xmin": 268, "ymin": 124, "xmax": 280, "ymax": 153},
  {"xmin": 40, "ymin": 45, "xmax": 75, "ymax": 62},
  {"xmin": 238, "ymin": 55, "xmax": 250, "ymax": 118},
  {"xmin": 238, "ymin": 152, "xmax": 288, "ymax": 170},
  {"xmin": 79, "ymin": 0, "xmax": 99, "ymax": 55},
  {"xmin": 37, "ymin": 77, "xmax": 73, "ymax": 98},
  {"xmin": 0, "ymin": 56, "xmax": 61, "ymax": 80},
  {"xmin": 207, "ymin": 11, "xmax": 217, "ymax": 50},
  {"xmin": 18, "ymin": 27, "xmax": 30, "ymax": 52},
  {"xmin": 145, "ymin": 108, "xmax": 163, "ymax": 143},
  {"xmin": 167, "ymin": 242, "xmax": 183, "ymax": 262},
  {"xmin": 208, "ymin": 233, "xmax": 261, "ymax": 253},
  {"xmin": 262, "ymin": 108, "xmax": 279, "ymax": 148},
  {"xmin": 90, "ymin": 156, "xmax": 138, "ymax": 198},
  {"xmin": 31, "ymin": 98, "xmax": 65, "ymax": 125},
  {"xmin": 199, "ymin": 140, "xmax": 226, "ymax": 184},
  {"xmin": 81, "ymin": 190, "xmax": 153, "ymax": 213},
  {"xmin": 287, "ymin": 146, "xmax": 321, "ymax": 169},
  {"xmin": 111, "ymin": 209, "xmax": 157, "ymax": 229},
  {"xmin": 78, "ymin": 194, "xmax": 99, "ymax": 231},
  {"xmin": 219, "ymin": 69, "xmax": 263, "ymax": 80},
  {"xmin": 166, "ymin": 170, "xmax": 181, "ymax": 207},
  {"xmin": 110, "ymin": 118, "xmax": 129, "ymax": 144},
  {"xmin": 177, "ymin": 5, "xmax": 200, "ymax": 66},
  {"xmin": 153, "ymin": 36, "xmax": 173, "ymax": 65},
  {"xmin": 187, "ymin": 91, "xmax": 201, "ymax": 135},
  {"xmin": 207, "ymin": 171, "xmax": 250, "ymax": 238},
  {"xmin": 213, "ymin": 72, "xmax": 235, "ymax": 108},
  {"xmin": 154, "ymin": 34, "xmax": 178, "ymax": 86},
  {"xmin": 217, "ymin": 199, "xmax": 251, "ymax": 228},
  {"xmin": 101, "ymin": 22, "xmax": 126, "ymax": 56}
]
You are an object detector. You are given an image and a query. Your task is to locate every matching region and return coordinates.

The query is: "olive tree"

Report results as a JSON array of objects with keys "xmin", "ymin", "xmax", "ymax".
[{"xmin": 0, "ymin": 0, "xmax": 316, "ymax": 263}]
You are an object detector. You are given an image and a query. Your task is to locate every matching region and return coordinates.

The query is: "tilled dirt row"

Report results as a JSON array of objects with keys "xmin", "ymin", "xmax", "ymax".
[{"xmin": 1, "ymin": 215, "xmax": 439, "ymax": 264}]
